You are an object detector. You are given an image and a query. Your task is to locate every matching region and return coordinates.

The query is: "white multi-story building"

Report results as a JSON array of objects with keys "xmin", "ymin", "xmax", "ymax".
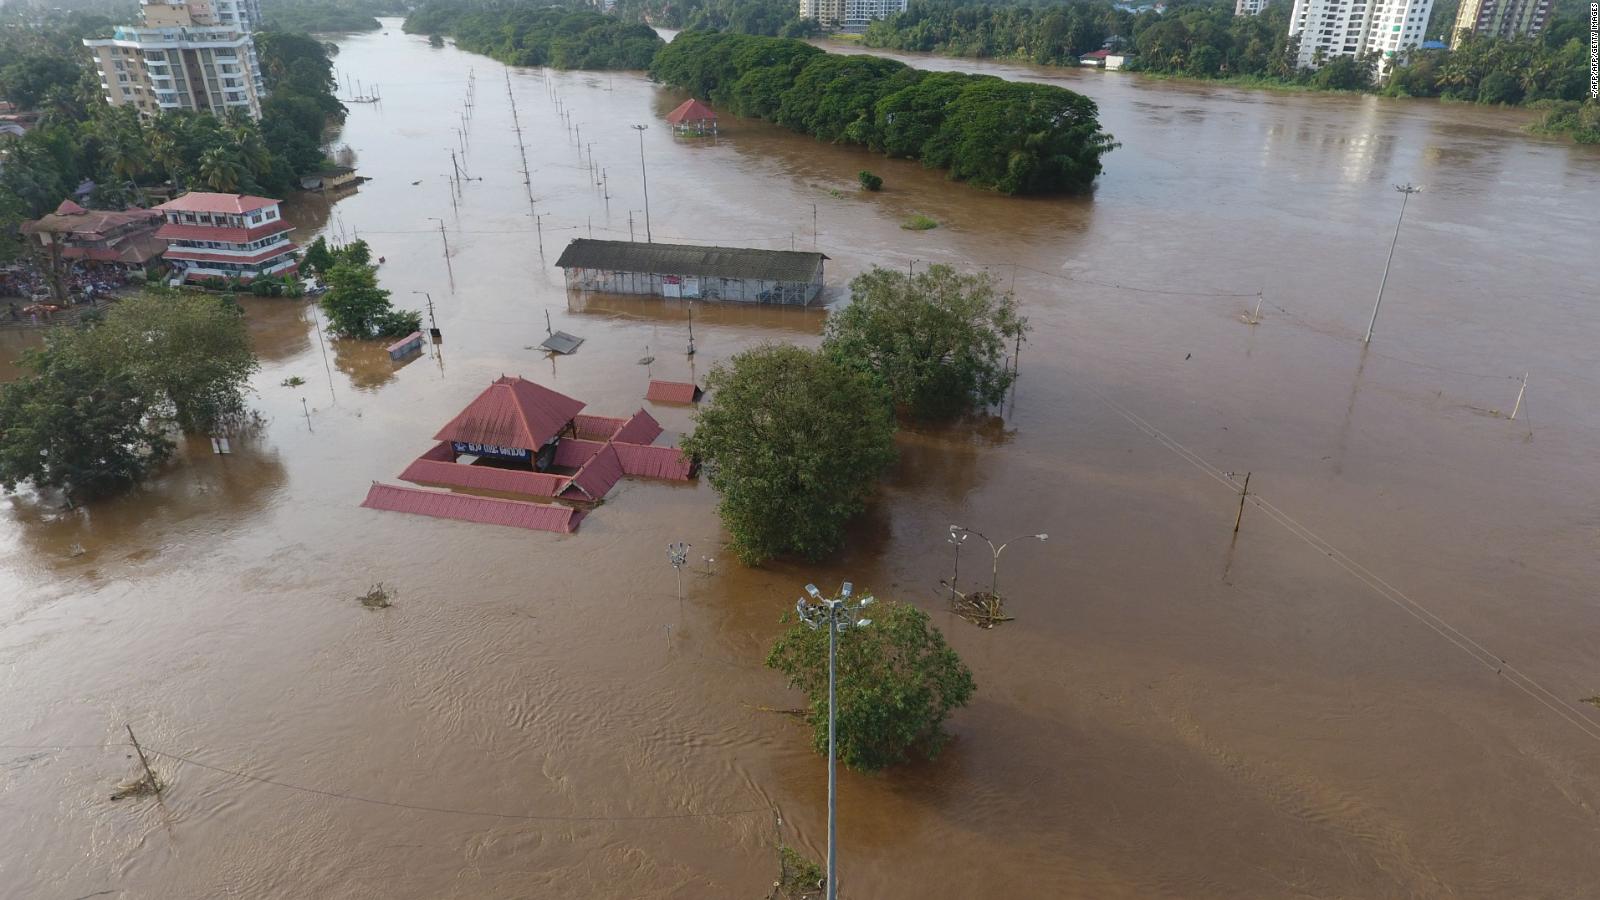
[
  {"xmin": 1288, "ymin": 0, "xmax": 1433, "ymax": 76},
  {"xmin": 83, "ymin": 0, "xmax": 266, "ymax": 118},
  {"xmin": 155, "ymin": 192, "xmax": 298, "ymax": 284},
  {"xmin": 842, "ymin": 0, "xmax": 907, "ymax": 30},
  {"xmin": 799, "ymin": 0, "xmax": 845, "ymax": 28},
  {"xmin": 1235, "ymin": 0, "xmax": 1271, "ymax": 15}
]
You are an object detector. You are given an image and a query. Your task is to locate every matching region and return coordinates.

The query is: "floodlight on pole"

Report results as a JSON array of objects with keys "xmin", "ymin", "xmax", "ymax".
[
  {"xmin": 794, "ymin": 580, "xmax": 874, "ymax": 900},
  {"xmin": 951, "ymin": 527, "xmax": 1049, "ymax": 597},
  {"xmin": 1365, "ymin": 183, "xmax": 1421, "ymax": 345},
  {"xmin": 946, "ymin": 525, "xmax": 968, "ymax": 603}
]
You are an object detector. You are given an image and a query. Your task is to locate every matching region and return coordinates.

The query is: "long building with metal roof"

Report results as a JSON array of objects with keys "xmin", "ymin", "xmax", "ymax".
[{"xmin": 554, "ymin": 238, "xmax": 826, "ymax": 305}]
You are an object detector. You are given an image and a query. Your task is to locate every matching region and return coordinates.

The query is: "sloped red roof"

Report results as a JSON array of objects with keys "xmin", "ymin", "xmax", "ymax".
[
  {"xmin": 666, "ymin": 98, "xmax": 717, "ymax": 125},
  {"xmin": 400, "ymin": 457, "xmax": 570, "ymax": 498},
  {"xmin": 55, "ymin": 199, "xmax": 87, "ymax": 215},
  {"xmin": 573, "ymin": 414, "xmax": 626, "ymax": 442},
  {"xmin": 434, "ymin": 376, "xmax": 585, "ymax": 450},
  {"xmin": 611, "ymin": 443, "xmax": 695, "ymax": 481},
  {"xmin": 22, "ymin": 204, "xmax": 161, "ymax": 239},
  {"xmin": 646, "ymin": 380, "xmax": 701, "ymax": 404},
  {"xmin": 163, "ymin": 245, "xmax": 298, "ymax": 265},
  {"xmin": 563, "ymin": 443, "xmax": 624, "ymax": 501},
  {"xmin": 156, "ymin": 221, "xmax": 292, "ymax": 243},
  {"xmin": 554, "ymin": 437, "xmax": 605, "ymax": 469},
  {"xmin": 612, "ymin": 408, "xmax": 663, "ymax": 446},
  {"xmin": 361, "ymin": 483, "xmax": 583, "ymax": 533},
  {"xmin": 156, "ymin": 192, "xmax": 281, "ymax": 215}
]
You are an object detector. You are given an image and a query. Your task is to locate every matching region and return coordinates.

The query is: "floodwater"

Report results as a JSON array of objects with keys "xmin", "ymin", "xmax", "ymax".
[{"xmin": 4, "ymin": 22, "xmax": 1600, "ymax": 899}]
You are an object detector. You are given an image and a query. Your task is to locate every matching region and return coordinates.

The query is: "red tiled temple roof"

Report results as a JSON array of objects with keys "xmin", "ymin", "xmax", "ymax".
[
  {"xmin": 433, "ymin": 376, "xmax": 586, "ymax": 450},
  {"xmin": 361, "ymin": 483, "xmax": 583, "ymax": 533},
  {"xmin": 646, "ymin": 380, "xmax": 702, "ymax": 404},
  {"xmin": 666, "ymin": 98, "xmax": 717, "ymax": 125},
  {"xmin": 612, "ymin": 408, "xmax": 664, "ymax": 446}
]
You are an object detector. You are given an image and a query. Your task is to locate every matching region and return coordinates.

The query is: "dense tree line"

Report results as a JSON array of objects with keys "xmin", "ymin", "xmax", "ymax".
[
  {"xmin": 863, "ymin": 0, "xmax": 1598, "ymax": 140},
  {"xmin": 651, "ymin": 31, "xmax": 1115, "ymax": 194},
  {"xmin": 402, "ymin": 2, "xmax": 664, "ymax": 68},
  {"xmin": 260, "ymin": 0, "xmax": 394, "ymax": 34},
  {"xmin": 0, "ymin": 21, "xmax": 347, "ymax": 261},
  {"xmin": 612, "ymin": 0, "xmax": 818, "ymax": 38}
]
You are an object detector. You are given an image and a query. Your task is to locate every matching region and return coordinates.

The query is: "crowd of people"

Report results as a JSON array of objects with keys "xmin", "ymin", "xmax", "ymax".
[{"xmin": 0, "ymin": 262, "xmax": 133, "ymax": 325}]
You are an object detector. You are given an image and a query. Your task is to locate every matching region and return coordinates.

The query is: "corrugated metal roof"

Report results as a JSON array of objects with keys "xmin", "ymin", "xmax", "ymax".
[
  {"xmin": 554, "ymin": 239, "xmax": 826, "ymax": 283},
  {"xmin": 563, "ymin": 443, "xmax": 625, "ymax": 501},
  {"xmin": 434, "ymin": 376, "xmax": 586, "ymax": 450},
  {"xmin": 399, "ymin": 458, "xmax": 570, "ymax": 498},
  {"xmin": 554, "ymin": 438, "xmax": 606, "ymax": 468},
  {"xmin": 361, "ymin": 483, "xmax": 582, "ymax": 533},
  {"xmin": 573, "ymin": 414, "xmax": 626, "ymax": 441},
  {"xmin": 611, "ymin": 443, "xmax": 695, "ymax": 481},
  {"xmin": 612, "ymin": 409, "xmax": 663, "ymax": 446},
  {"xmin": 646, "ymin": 380, "xmax": 702, "ymax": 404}
]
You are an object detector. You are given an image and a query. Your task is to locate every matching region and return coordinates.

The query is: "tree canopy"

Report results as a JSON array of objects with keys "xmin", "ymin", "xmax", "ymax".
[
  {"xmin": 680, "ymin": 344, "xmax": 897, "ymax": 565},
  {"xmin": 650, "ymin": 31, "xmax": 1116, "ymax": 194},
  {"xmin": 825, "ymin": 265, "xmax": 1026, "ymax": 419},
  {"xmin": 318, "ymin": 241, "xmax": 421, "ymax": 338},
  {"xmin": 767, "ymin": 598, "xmax": 976, "ymax": 772},
  {"xmin": 403, "ymin": 2, "xmax": 663, "ymax": 69}
]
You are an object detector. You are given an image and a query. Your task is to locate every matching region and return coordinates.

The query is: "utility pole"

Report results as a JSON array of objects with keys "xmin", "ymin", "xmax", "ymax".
[
  {"xmin": 795, "ymin": 582, "xmax": 875, "ymax": 900},
  {"xmin": 947, "ymin": 525, "xmax": 967, "ymax": 603},
  {"xmin": 535, "ymin": 213, "xmax": 545, "ymax": 258},
  {"xmin": 1509, "ymin": 373, "xmax": 1528, "ymax": 420},
  {"xmin": 302, "ymin": 397, "xmax": 313, "ymax": 432},
  {"xmin": 686, "ymin": 303, "xmax": 695, "ymax": 356},
  {"xmin": 125, "ymin": 724, "xmax": 160, "ymax": 797},
  {"xmin": 813, "ymin": 202, "xmax": 818, "ymax": 248},
  {"xmin": 449, "ymin": 148, "xmax": 462, "ymax": 184},
  {"xmin": 411, "ymin": 290, "xmax": 438, "ymax": 340},
  {"xmin": 632, "ymin": 124, "xmax": 652, "ymax": 242},
  {"xmin": 628, "ymin": 210, "xmax": 638, "ymax": 242},
  {"xmin": 1365, "ymin": 183, "xmax": 1421, "ymax": 345},
  {"xmin": 1233, "ymin": 472, "xmax": 1252, "ymax": 534},
  {"xmin": 427, "ymin": 216, "xmax": 454, "ymax": 288}
]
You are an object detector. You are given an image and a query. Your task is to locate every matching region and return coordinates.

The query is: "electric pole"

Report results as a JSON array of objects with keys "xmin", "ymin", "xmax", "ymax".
[
  {"xmin": 632, "ymin": 124, "xmax": 652, "ymax": 242},
  {"xmin": 1365, "ymin": 183, "xmax": 1421, "ymax": 345}
]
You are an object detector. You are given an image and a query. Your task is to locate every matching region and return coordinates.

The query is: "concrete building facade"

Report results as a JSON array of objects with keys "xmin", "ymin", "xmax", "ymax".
[
  {"xmin": 1235, "ymin": 0, "xmax": 1272, "ymax": 15},
  {"xmin": 1450, "ymin": 0, "xmax": 1551, "ymax": 44},
  {"xmin": 154, "ymin": 192, "xmax": 297, "ymax": 284},
  {"xmin": 84, "ymin": 0, "xmax": 266, "ymax": 119},
  {"xmin": 1288, "ymin": 0, "xmax": 1434, "ymax": 75}
]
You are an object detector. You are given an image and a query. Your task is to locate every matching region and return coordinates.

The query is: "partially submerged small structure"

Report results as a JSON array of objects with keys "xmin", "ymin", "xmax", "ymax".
[
  {"xmin": 666, "ymin": 98, "xmax": 718, "ymax": 136},
  {"xmin": 555, "ymin": 239, "xmax": 826, "ymax": 305},
  {"xmin": 362, "ymin": 376, "xmax": 696, "ymax": 533},
  {"xmin": 299, "ymin": 166, "xmax": 361, "ymax": 192},
  {"xmin": 646, "ymin": 379, "xmax": 702, "ymax": 404}
]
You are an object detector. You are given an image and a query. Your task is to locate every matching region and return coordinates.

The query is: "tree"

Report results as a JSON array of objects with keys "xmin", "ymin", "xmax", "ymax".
[
  {"xmin": 319, "ymin": 259, "xmax": 419, "ymax": 338},
  {"xmin": 198, "ymin": 147, "xmax": 245, "ymax": 192},
  {"xmin": 0, "ymin": 347, "xmax": 172, "ymax": 502},
  {"xmin": 301, "ymin": 235, "xmax": 335, "ymax": 276},
  {"xmin": 857, "ymin": 170, "xmax": 883, "ymax": 191},
  {"xmin": 680, "ymin": 345, "xmax": 897, "ymax": 565},
  {"xmin": 825, "ymin": 265, "xmax": 1027, "ymax": 419},
  {"xmin": 66, "ymin": 291, "xmax": 259, "ymax": 434},
  {"xmin": 766, "ymin": 599, "xmax": 975, "ymax": 772}
]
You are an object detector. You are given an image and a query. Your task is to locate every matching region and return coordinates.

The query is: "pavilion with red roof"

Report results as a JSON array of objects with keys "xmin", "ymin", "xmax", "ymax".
[
  {"xmin": 665, "ymin": 98, "xmax": 718, "ymax": 136},
  {"xmin": 362, "ymin": 376, "xmax": 697, "ymax": 533},
  {"xmin": 154, "ymin": 191, "xmax": 298, "ymax": 285}
]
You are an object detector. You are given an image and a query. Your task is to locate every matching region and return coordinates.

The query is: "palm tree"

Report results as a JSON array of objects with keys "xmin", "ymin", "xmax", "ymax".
[
  {"xmin": 229, "ymin": 124, "xmax": 271, "ymax": 179},
  {"xmin": 198, "ymin": 147, "xmax": 244, "ymax": 192},
  {"xmin": 148, "ymin": 116, "xmax": 187, "ymax": 187}
]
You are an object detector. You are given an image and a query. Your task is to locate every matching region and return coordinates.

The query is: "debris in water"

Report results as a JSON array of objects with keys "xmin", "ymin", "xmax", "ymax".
[
  {"xmin": 356, "ymin": 582, "xmax": 395, "ymax": 609},
  {"xmin": 1582, "ymin": 696, "xmax": 1600, "ymax": 708},
  {"xmin": 109, "ymin": 773, "xmax": 159, "ymax": 801},
  {"xmin": 942, "ymin": 583, "xmax": 1013, "ymax": 628},
  {"xmin": 68, "ymin": 543, "xmax": 86, "ymax": 558}
]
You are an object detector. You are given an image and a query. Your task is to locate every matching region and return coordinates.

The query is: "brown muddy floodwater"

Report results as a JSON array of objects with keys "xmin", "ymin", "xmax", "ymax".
[{"xmin": 4, "ymin": 22, "xmax": 1600, "ymax": 899}]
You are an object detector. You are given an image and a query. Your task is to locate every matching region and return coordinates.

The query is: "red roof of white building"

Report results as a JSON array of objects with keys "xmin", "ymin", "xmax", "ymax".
[{"xmin": 155, "ymin": 192, "xmax": 280, "ymax": 215}]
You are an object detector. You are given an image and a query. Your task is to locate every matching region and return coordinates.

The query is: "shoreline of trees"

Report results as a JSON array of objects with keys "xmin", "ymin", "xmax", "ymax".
[
  {"xmin": 651, "ymin": 31, "xmax": 1116, "ymax": 195},
  {"xmin": 401, "ymin": 2, "xmax": 664, "ymax": 69},
  {"xmin": 859, "ymin": 0, "xmax": 1598, "ymax": 142}
]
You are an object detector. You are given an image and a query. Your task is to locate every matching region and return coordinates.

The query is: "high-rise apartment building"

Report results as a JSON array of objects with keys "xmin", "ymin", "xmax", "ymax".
[
  {"xmin": 1450, "ymin": 0, "xmax": 1550, "ymax": 44},
  {"xmin": 84, "ymin": 0, "xmax": 266, "ymax": 119},
  {"xmin": 1235, "ymin": 0, "xmax": 1272, "ymax": 15},
  {"xmin": 1288, "ymin": 0, "xmax": 1434, "ymax": 75},
  {"xmin": 800, "ymin": 0, "xmax": 905, "ymax": 30}
]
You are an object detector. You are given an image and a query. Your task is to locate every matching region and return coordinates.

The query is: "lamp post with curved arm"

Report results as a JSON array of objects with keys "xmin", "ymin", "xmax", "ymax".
[{"xmin": 951, "ymin": 527, "xmax": 1048, "ymax": 596}]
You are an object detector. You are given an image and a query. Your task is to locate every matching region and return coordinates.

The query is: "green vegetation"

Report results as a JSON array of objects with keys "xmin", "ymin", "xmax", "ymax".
[
  {"xmin": 766, "ymin": 598, "xmax": 976, "ymax": 772},
  {"xmin": 261, "ymin": 0, "xmax": 395, "ymax": 34},
  {"xmin": 428, "ymin": 33, "xmax": 445, "ymax": 47},
  {"xmin": 680, "ymin": 344, "xmax": 897, "ymax": 566},
  {"xmin": 858, "ymin": 170, "xmax": 884, "ymax": 191},
  {"xmin": 402, "ymin": 2, "xmax": 663, "ymax": 68},
  {"xmin": 0, "ymin": 290, "xmax": 261, "ymax": 501},
  {"xmin": 0, "ymin": 21, "xmax": 346, "ymax": 253},
  {"xmin": 861, "ymin": 0, "xmax": 1599, "ymax": 141},
  {"xmin": 318, "ymin": 240, "xmax": 421, "ymax": 338},
  {"xmin": 774, "ymin": 844, "xmax": 825, "ymax": 899},
  {"xmin": 900, "ymin": 213, "xmax": 938, "ymax": 230},
  {"xmin": 613, "ymin": 0, "xmax": 819, "ymax": 38},
  {"xmin": 650, "ymin": 31, "xmax": 1115, "ymax": 194},
  {"xmin": 825, "ymin": 264, "xmax": 1025, "ymax": 419}
]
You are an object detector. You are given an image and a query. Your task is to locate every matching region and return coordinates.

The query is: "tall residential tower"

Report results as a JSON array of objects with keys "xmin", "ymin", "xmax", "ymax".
[
  {"xmin": 83, "ymin": 0, "xmax": 266, "ymax": 118},
  {"xmin": 1450, "ymin": 0, "xmax": 1551, "ymax": 44},
  {"xmin": 1288, "ymin": 0, "xmax": 1434, "ymax": 75}
]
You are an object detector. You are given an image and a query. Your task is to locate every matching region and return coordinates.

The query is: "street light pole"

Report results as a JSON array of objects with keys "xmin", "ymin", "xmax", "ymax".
[
  {"xmin": 953, "ymin": 528, "xmax": 1049, "ymax": 596},
  {"xmin": 947, "ymin": 525, "xmax": 967, "ymax": 603},
  {"xmin": 1365, "ymin": 183, "xmax": 1421, "ymax": 345},
  {"xmin": 795, "ymin": 581, "xmax": 873, "ymax": 900},
  {"xmin": 631, "ymin": 124, "xmax": 652, "ymax": 243}
]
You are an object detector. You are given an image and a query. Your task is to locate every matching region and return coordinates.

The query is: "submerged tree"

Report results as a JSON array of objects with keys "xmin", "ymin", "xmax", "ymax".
[
  {"xmin": 0, "ymin": 348, "xmax": 171, "ymax": 502},
  {"xmin": 320, "ymin": 259, "xmax": 420, "ymax": 339},
  {"xmin": 766, "ymin": 599, "xmax": 975, "ymax": 772},
  {"xmin": 681, "ymin": 344, "xmax": 897, "ymax": 565},
  {"xmin": 824, "ymin": 264, "xmax": 1027, "ymax": 420}
]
